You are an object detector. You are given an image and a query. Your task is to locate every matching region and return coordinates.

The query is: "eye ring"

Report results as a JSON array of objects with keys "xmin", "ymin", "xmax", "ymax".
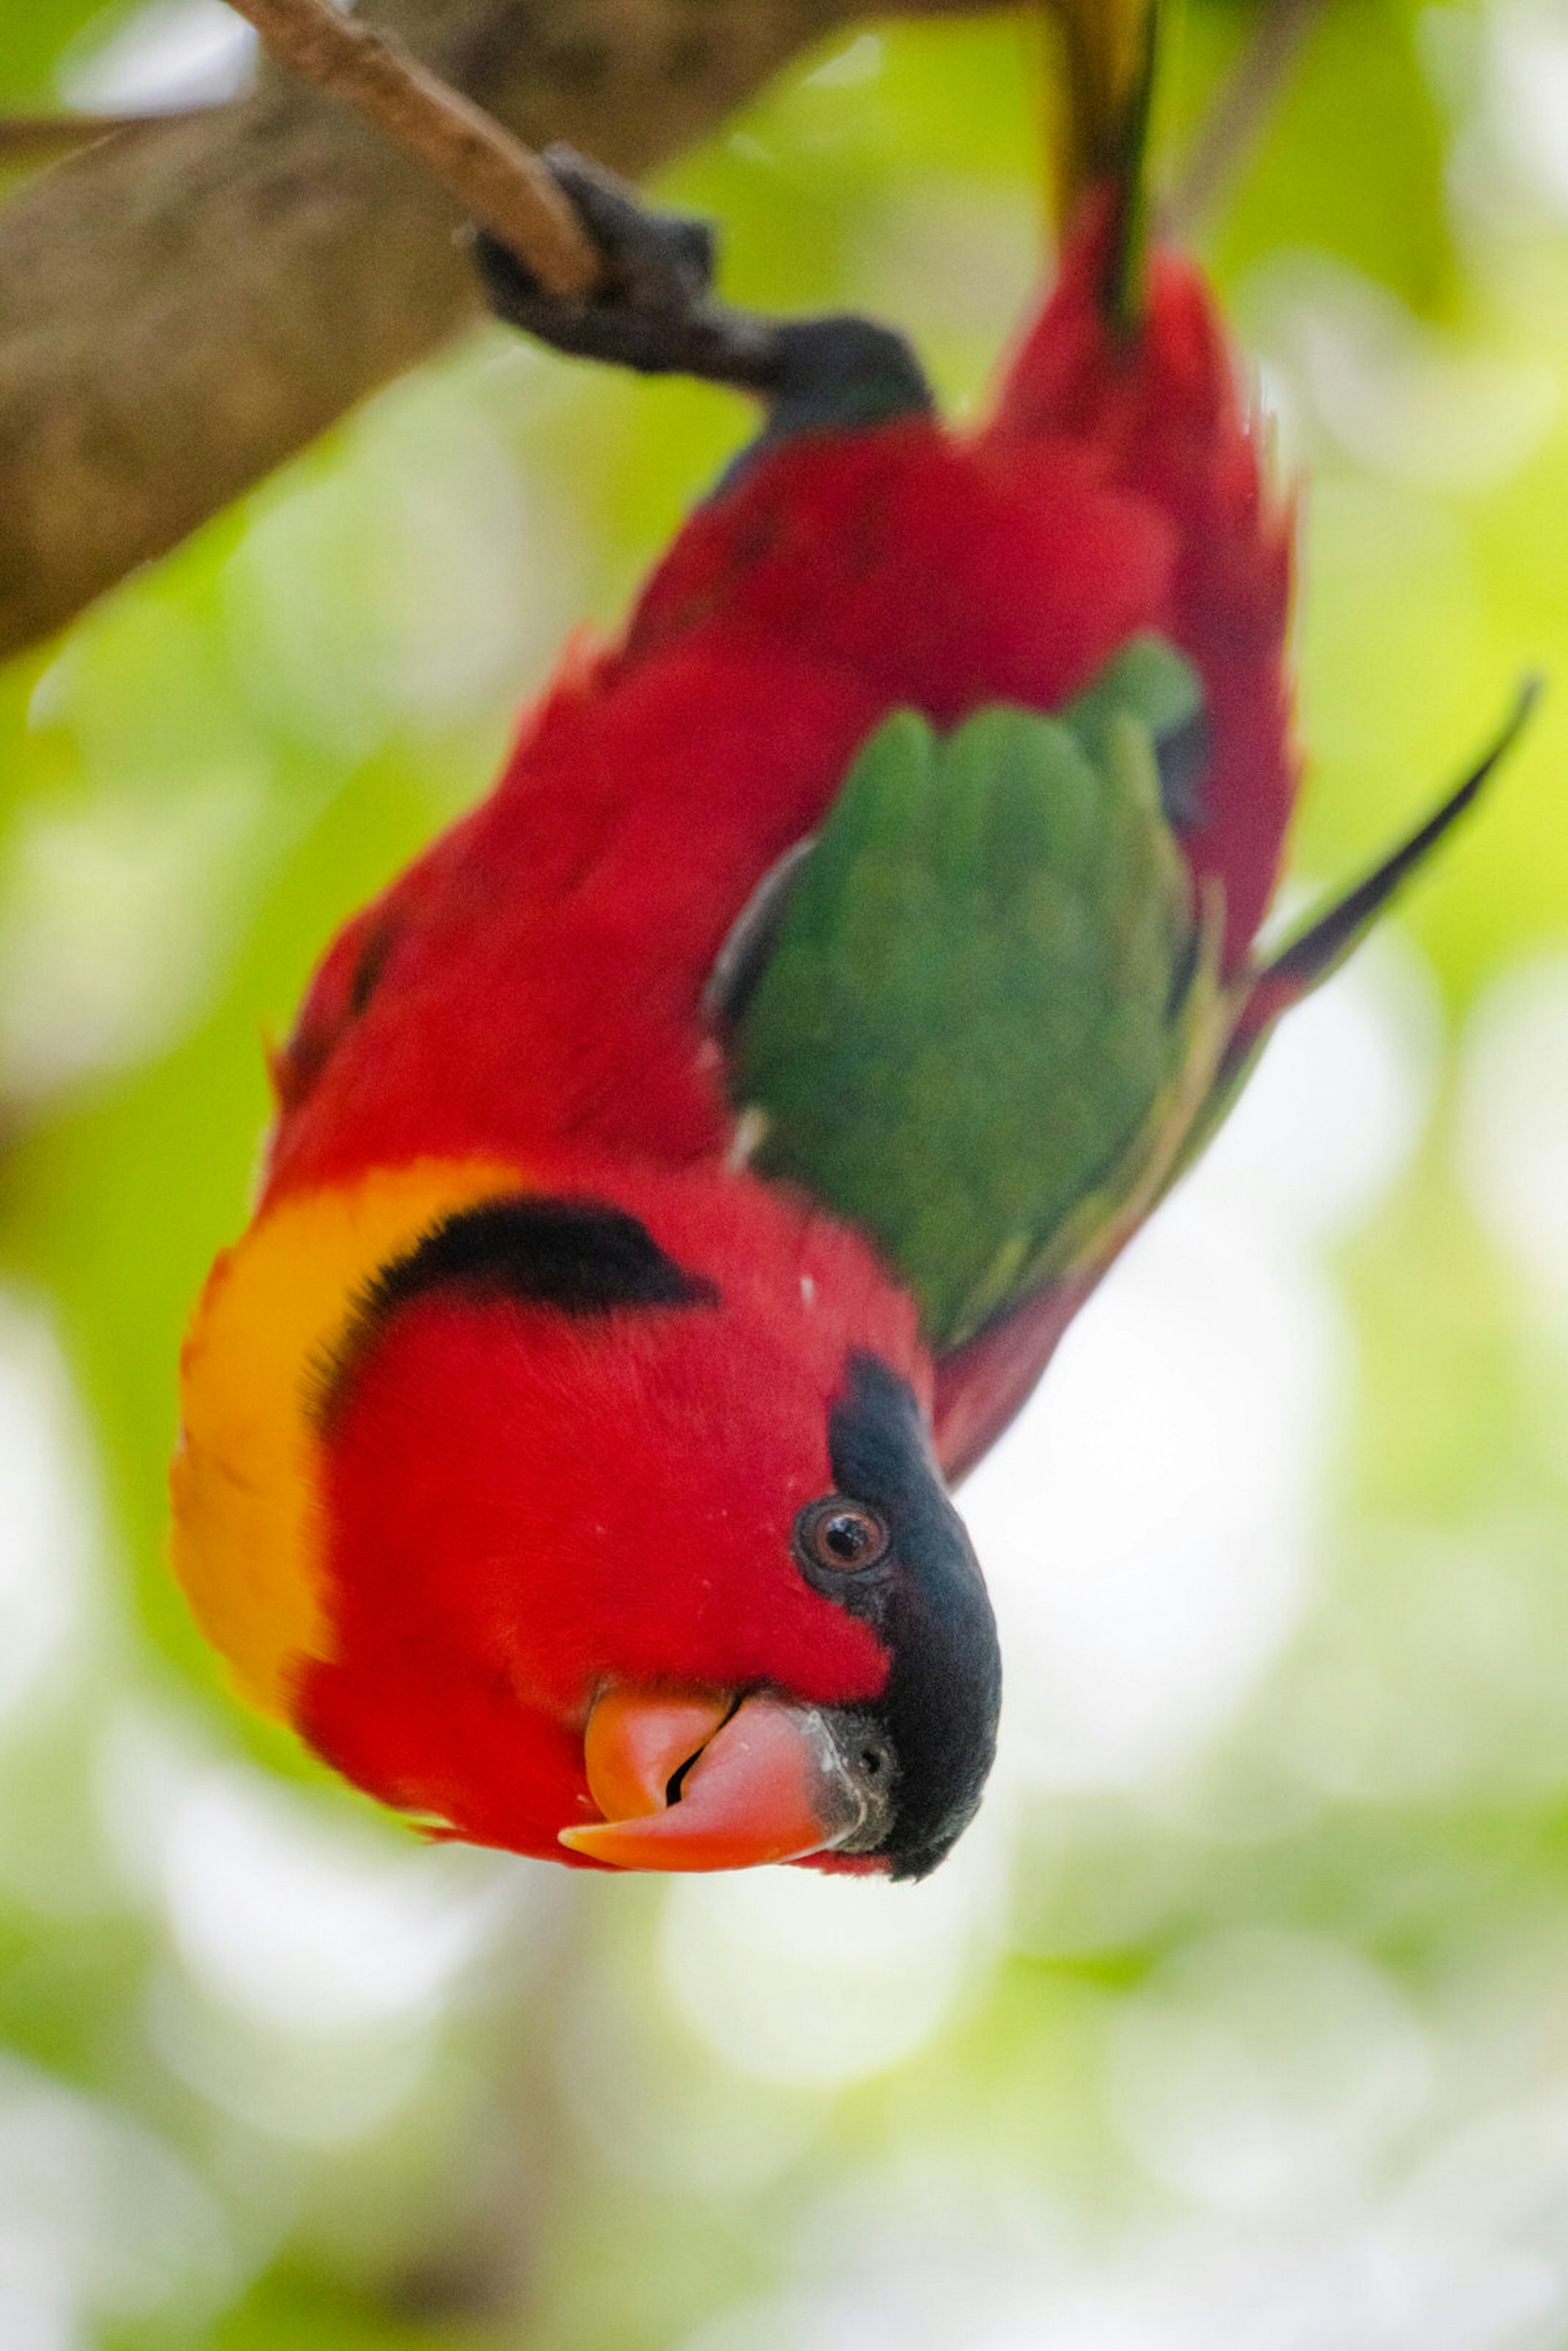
[{"xmin": 794, "ymin": 1496, "xmax": 891, "ymax": 1576}]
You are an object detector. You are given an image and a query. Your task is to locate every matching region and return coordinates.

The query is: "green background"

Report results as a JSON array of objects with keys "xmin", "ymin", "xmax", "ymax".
[{"xmin": 6, "ymin": 2, "xmax": 1568, "ymax": 2343}]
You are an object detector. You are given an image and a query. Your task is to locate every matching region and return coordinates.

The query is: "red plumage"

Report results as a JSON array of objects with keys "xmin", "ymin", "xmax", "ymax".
[
  {"xmin": 268, "ymin": 205, "xmax": 1294, "ymax": 1205},
  {"xmin": 176, "ymin": 195, "xmax": 1298, "ymax": 1872},
  {"xmin": 301, "ymin": 1166, "xmax": 920, "ymax": 1856}
]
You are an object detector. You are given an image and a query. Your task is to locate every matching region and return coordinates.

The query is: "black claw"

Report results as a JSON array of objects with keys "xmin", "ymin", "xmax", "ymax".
[
  {"xmin": 473, "ymin": 144, "xmax": 934, "ymax": 445},
  {"xmin": 536, "ymin": 146, "xmax": 715, "ymax": 314},
  {"xmin": 474, "ymin": 143, "xmax": 773, "ymax": 388},
  {"xmin": 474, "ymin": 219, "xmax": 775, "ymax": 389}
]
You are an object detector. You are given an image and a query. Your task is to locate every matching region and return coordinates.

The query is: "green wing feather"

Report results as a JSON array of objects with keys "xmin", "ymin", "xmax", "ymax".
[
  {"xmin": 727, "ymin": 638, "xmax": 1531, "ymax": 1407},
  {"xmin": 729, "ymin": 638, "xmax": 1222, "ymax": 1350}
]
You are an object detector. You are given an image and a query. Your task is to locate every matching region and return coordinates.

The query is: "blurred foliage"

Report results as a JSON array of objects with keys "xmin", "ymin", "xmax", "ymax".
[{"xmin": 7, "ymin": 1, "xmax": 1568, "ymax": 2346}]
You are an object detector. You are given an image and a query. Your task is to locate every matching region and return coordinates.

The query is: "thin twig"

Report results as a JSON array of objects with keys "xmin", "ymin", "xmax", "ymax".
[
  {"xmin": 220, "ymin": 0, "xmax": 599, "ymax": 296},
  {"xmin": 1165, "ymin": 0, "xmax": 1327, "ymax": 236},
  {"xmin": 0, "ymin": 111, "xmax": 211, "ymax": 160}
]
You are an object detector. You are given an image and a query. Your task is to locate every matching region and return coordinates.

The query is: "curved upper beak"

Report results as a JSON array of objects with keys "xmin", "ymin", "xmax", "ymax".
[{"xmin": 559, "ymin": 1685, "xmax": 875, "ymax": 1871}]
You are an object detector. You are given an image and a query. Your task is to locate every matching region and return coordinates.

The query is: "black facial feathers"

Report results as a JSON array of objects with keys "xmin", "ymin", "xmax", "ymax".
[{"xmin": 823, "ymin": 1353, "xmax": 1001, "ymax": 1880}]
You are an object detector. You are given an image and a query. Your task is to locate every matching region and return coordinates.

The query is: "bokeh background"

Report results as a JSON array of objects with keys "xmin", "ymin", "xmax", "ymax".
[{"xmin": 5, "ymin": 1, "xmax": 1568, "ymax": 2343}]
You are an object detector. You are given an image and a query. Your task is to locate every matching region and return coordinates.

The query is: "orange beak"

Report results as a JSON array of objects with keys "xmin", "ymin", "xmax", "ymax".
[{"xmin": 559, "ymin": 1685, "xmax": 875, "ymax": 1871}]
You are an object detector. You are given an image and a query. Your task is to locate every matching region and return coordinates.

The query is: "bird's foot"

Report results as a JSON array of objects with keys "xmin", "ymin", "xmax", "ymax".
[
  {"xmin": 474, "ymin": 146, "xmax": 934, "ymax": 437},
  {"xmin": 474, "ymin": 146, "xmax": 775, "ymax": 389}
]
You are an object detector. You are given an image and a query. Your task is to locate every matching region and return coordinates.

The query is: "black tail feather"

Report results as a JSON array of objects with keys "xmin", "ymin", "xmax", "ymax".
[
  {"xmin": 1101, "ymin": 2, "xmax": 1160, "ymax": 332},
  {"xmin": 1253, "ymin": 675, "xmax": 1539, "ymax": 1025},
  {"xmin": 1160, "ymin": 679, "xmax": 1540, "ymax": 1196}
]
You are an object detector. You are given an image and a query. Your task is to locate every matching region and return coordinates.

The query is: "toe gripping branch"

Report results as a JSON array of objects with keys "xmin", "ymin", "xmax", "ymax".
[{"xmin": 474, "ymin": 146, "xmax": 935, "ymax": 447}]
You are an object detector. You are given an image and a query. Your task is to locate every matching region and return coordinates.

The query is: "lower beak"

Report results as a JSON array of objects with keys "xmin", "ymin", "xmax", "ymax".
[{"xmin": 559, "ymin": 1685, "xmax": 871, "ymax": 1871}]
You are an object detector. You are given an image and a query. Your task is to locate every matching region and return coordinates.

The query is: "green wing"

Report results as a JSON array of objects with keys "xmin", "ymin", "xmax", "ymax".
[{"xmin": 728, "ymin": 639, "xmax": 1222, "ymax": 1351}]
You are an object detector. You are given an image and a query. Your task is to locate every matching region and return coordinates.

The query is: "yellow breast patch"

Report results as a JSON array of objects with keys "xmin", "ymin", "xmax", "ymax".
[{"xmin": 170, "ymin": 1157, "xmax": 529, "ymax": 1721}]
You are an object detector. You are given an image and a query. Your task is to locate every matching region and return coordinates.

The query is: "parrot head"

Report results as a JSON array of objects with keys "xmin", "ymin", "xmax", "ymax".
[{"xmin": 174, "ymin": 1163, "xmax": 1000, "ymax": 1880}]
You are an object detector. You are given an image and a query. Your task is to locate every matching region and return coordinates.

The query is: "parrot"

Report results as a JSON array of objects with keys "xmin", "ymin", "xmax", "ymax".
[{"xmin": 169, "ymin": 1, "xmax": 1526, "ymax": 1881}]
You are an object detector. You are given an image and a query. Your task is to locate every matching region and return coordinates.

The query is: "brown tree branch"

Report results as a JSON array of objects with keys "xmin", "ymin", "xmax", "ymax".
[
  {"xmin": 225, "ymin": 0, "xmax": 597, "ymax": 294},
  {"xmin": 0, "ymin": 0, "xmax": 1003, "ymax": 666}
]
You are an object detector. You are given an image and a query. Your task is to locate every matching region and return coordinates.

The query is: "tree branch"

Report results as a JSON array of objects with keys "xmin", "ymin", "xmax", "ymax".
[
  {"xmin": 0, "ymin": 0, "xmax": 1001, "ymax": 665},
  {"xmin": 225, "ymin": 0, "xmax": 598, "ymax": 294}
]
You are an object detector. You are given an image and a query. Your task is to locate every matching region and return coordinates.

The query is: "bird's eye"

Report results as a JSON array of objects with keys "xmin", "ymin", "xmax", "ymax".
[{"xmin": 794, "ymin": 1496, "xmax": 891, "ymax": 1574}]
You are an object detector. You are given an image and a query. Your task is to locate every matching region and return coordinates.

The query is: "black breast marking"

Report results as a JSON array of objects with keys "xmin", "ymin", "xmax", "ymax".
[
  {"xmin": 363, "ymin": 1197, "xmax": 716, "ymax": 1320},
  {"xmin": 315, "ymin": 1196, "xmax": 718, "ymax": 1426}
]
